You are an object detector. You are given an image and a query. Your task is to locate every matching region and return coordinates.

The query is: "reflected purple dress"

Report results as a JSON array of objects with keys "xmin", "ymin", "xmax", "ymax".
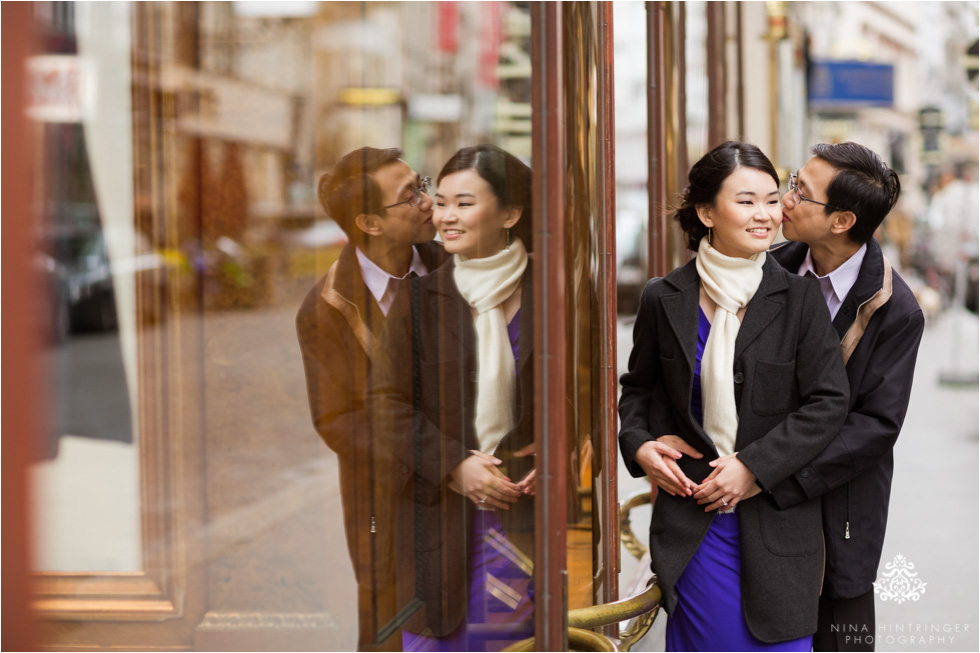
[
  {"xmin": 403, "ymin": 310, "xmax": 534, "ymax": 652},
  {"xmin": 665, "ymin": 308, "xmax": 812, "ymax": 652}
]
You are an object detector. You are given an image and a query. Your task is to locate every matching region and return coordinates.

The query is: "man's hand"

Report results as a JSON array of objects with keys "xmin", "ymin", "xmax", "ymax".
[
  {"xmin": 634, "ymin": 436, "xmax": 703, "ymax": 497},
  {"xmin": 448, "ymin": 451, "xmax": 521, "ymax": 510},
  {"xmin": 693, "ymin": 453, "xmax": 760, "ymax": 512}
]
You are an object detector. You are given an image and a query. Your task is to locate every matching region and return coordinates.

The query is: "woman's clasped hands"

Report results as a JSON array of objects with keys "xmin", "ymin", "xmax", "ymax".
[
  {"xmin": 449, "ymin": 451, "xmax": 522, "ymax": 510},
  {"xmin": 636, "ymin": 435, "xmax": 761, "ymax": 512},
  {"xmin": 694, "ymin": 452, "xmax": 762, "ymax": 512}
]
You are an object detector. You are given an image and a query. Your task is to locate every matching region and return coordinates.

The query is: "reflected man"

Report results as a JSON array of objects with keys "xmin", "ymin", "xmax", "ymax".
[
  {"xmin": 296, "ymin": 147, "xmax": 446, "ymax": 651},
  {"xmin": 771, "ymin": 143, "xmax": 925, "ymax": 652}
]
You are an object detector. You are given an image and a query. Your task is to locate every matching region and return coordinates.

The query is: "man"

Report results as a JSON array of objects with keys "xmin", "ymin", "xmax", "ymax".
[
  {"xmin": 637, "ymin": 142, "xmax": 924, "ymax": 651},
  {"xmin": 296, "ymin": 147, "xmax": 446, "ymax": 651},
  {"xmin": 769, "ymin": 142, "xmax": 924, "ymax": 651}
]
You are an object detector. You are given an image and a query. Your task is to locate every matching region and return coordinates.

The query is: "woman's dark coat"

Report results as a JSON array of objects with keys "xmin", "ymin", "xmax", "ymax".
[
  {"xmin": 618, "ymin": 255, "xmax": 850, "ymax": 643},
  {"xmin": 369, "ymin": 259, "xmax": 535, "ymax": 637}
]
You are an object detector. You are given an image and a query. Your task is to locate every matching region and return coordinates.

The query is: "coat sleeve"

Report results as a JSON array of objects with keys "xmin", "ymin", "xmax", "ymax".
[
  {"xmin": 736, "ymin": 280, "xmax": 851, "ymax": 491},
  {"xmin": 770, "ymin": 301, "xmax": 925, "ymax": 509},
  {"xmin": 618, "ymin": 279, "xmax": 680, "ymax": 478},
  {"xmin": 368, "ymin": 286, "xmax": 468, "ymax": 506},
  {"xmin": 295, "ymin": 291, "xmax": 368, "ymax": 461}
]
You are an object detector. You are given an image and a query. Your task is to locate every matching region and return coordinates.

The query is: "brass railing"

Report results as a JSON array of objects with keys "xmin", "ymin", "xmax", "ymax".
[
  {"xmin": 504, "ymin": 626, "xmax": 618, "ymax": 652},
  {"xmin": 503, "ymin": 489, "xmax": 661, "ymax": 651},
  {"xmin": 618, "ymin": 489, "xmax": 652, "ymax": 561},
  {"xmin": 568, "ymin": 581, "xmax": 662, "ymax": 651}
]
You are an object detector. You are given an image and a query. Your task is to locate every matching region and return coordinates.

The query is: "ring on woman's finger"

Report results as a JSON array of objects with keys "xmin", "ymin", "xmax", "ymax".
[
  {"xmin": 721, "ymin": 498, "xmax": 728, "ymax": 506},
  {"xmin": 480, "ymin": 495, "xmax": 488, "ymax": 504}
]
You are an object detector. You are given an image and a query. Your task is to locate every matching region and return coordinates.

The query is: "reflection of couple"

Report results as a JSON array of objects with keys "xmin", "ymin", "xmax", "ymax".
[
  {"xmin": 620, "ymin": 141, "xmax": 924, "ymax": 651},
  {"xmin": 297, "ymin": 144, "xmax": 536, "ymax": 651}
]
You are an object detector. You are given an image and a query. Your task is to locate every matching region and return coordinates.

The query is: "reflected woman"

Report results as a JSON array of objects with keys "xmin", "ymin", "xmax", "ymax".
[
  {"xmin": 618, "ymin": 142, "xmax": 849, "ymax": 650},
  {"xmin": 371, "ymin": 144, "xmax": 535, "ymax": 651}
]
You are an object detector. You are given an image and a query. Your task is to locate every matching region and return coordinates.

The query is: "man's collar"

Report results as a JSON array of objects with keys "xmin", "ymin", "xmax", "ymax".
[
  {"xmin": 798, "ymin": 242, "xmax": 867, "ymax": 302},
  {"xmin": 355, "ymin": 245, "xmax": 428, "ymax": 304}
]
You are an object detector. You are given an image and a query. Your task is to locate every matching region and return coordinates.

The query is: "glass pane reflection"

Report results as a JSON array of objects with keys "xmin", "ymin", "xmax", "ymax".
[{"xmin": 31, "ymin": 1, "xmax": 142, "ymax": 572}]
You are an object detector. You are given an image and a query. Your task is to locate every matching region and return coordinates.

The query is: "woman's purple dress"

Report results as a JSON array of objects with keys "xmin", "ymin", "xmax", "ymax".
[
  {"xmin": 664, "ymin": 308, "xmax": 813, "ymax": 652},
  {"xmin": 403, "ymin": 310, "xmax": 534, "ymax": 652}
]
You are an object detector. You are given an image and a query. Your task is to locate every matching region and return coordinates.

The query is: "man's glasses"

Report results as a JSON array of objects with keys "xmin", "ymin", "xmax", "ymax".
[
  {"xmin": 788, "ymin": 173, "xmax": 847, "ymax": 213},
  {"xmin": 384, "ymin": 176, "xmax": 431, "ymax": 209}
]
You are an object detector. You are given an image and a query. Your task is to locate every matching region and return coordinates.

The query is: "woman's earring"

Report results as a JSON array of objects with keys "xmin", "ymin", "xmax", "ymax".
[
  {"xmin": 708, "ymin": 227, "xmax": 713, "ymax": 246},
  {"xmin": 505, "ymin": 228, "xmax": 511, "ymax": 252}
]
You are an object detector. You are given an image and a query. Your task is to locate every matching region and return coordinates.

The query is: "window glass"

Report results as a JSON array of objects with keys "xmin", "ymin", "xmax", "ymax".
[
  {"xmin": 32, "ymin": 2, "xmax": 544, "ymax": 650},
  {"xmin": 30, "ymin": 1, "xmax": 142, "ymax": 572},
  {"xmin": 685, "ymin": 0, "xmax": 709, "ymax": 164}
]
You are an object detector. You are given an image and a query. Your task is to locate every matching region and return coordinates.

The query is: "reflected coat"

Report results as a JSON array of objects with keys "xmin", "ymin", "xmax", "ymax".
[
  {"xmin": 295, "ymin": 241, "xmax": 447, "ymax": 645},
  {"xmin": 369, "ymin": 259, "xmax": 535, "ymax": 637},
  {"xmin": 618, "ymin": 255, "xmax": 850, "ymax": 643}
]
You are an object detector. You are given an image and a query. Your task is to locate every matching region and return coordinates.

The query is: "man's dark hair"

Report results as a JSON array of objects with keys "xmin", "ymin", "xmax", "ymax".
[
  {"xmin": 811, "ymin": 142, "xmax": 901, "ymax": 244},
  {"xmin": 438, "ymin": 144, "xmax": 534, "ymax": 252},
  {"xmin": 317, "ymin": 147, "xmax": 403, "ymax": 243},
  {"xmin": 674, "ymin": 141, "xmax": 780, "ymax": 251}
]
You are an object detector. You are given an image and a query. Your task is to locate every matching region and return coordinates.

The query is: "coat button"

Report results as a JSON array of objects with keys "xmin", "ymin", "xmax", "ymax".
[
  {"xmin": 399, "ymin": 464, "xmax": 409, "ymax": 476},
  {"xmin": 471, "ymin": 371, "xmax": 478, "ymax": 383},
  {"xmin": 800, "ymin": 467, "xmax": 812, "ymax": 478},
  {"xmin": 733, "ymin": 372, "xmax": 744, "ymax": 384}
]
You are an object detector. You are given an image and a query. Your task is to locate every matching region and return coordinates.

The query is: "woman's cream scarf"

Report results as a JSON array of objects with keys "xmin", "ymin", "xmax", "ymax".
[
  {"xmin": 454, "ymin": 238, "xmax": 528, "ymax": 454},
  {"xmin": 695, "ymin": 236, "xmax": 765, "ymax": 456}
]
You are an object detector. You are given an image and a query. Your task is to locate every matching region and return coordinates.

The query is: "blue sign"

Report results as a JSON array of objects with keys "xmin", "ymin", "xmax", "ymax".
[{"xmin": 808, "ymin": 60, "xmax": 894, "ymax": 108}]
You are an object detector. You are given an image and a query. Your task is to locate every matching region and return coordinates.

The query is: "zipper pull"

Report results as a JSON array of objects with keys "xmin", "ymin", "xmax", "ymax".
[
  {"xmin": 370, "ymin": 516, "xmax": 376, "ymax": 534},
  {"xmin": 845, "ymin": 521, "xmax": 850, "ymax": 540}
]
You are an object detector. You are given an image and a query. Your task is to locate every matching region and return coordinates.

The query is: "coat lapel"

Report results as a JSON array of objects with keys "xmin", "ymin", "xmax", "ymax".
[
  {"xmin": 661, "ymin": 260, "xmax": 700, "ymax": 375},
  {"xmin": 516, "ymin": 265, "xmax": 534, "ymax": 374},
  {"xmin": 430, "ymin": 260, "xmax": 476, "ymax": 357},
  {"xmin": 831, "ymin": 238, "xmax": 884, "ymax": 340},
  {"xmin": 660, "ymin": 261, "xmax": 720, "ymax": 454},
  {"xmin": 331, "ymin": 244, "xmax": 386, "ymax": 335},
  {"xmin": 734, "ymin": 256, "xmax": 788, "ymax": 361}
]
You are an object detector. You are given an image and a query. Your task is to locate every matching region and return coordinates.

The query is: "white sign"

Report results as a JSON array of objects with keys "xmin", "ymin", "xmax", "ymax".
[{"xmin": 27, "ymin": 55, "xmax": 94, "ymax": 123}]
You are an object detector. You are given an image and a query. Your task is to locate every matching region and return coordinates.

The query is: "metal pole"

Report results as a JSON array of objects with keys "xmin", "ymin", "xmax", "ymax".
[
  {"xmin": 647, "ymin": 2, "xmax": 669, "ymax": 279},
  {"xmin": 531, "ymin": 3, "xmax": 568, "ymax": 649}
]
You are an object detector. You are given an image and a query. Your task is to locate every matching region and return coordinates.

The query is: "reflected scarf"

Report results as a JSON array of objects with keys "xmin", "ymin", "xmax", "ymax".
[
  {"xmin": 694, "ymin": 236, "xmax": 765, "ymax": 456},
  {"xmin": 454, "ymin": 238, "xmax": 528, "ymax": 454}
]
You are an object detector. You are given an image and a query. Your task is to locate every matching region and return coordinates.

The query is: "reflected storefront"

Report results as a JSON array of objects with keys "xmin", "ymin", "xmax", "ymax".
[{"xmin": 17, "ymin": 2, "xmax": 626, "ymax": 651}]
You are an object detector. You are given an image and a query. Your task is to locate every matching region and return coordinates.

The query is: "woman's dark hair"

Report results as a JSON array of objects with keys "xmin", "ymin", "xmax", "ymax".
[
  {"xmin": 674, "ymin": 141, "xmax": 779, "ymax": 251},
  {"xmin": 810, "ymin": 142, "xmax": 901, "ymax": 244},
  {"xmin": 437, "ymin": 144, "xmax": 533, "ymax": 252}
]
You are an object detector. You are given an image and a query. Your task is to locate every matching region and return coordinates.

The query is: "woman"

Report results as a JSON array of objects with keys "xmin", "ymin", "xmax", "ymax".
[
  {"xmin": 618, "ymin": 141, "xmax": 849, "ymax": 650},
  {"xmin": 370, "ymin": 144, "xmax": 535, "ymax": 652}
]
